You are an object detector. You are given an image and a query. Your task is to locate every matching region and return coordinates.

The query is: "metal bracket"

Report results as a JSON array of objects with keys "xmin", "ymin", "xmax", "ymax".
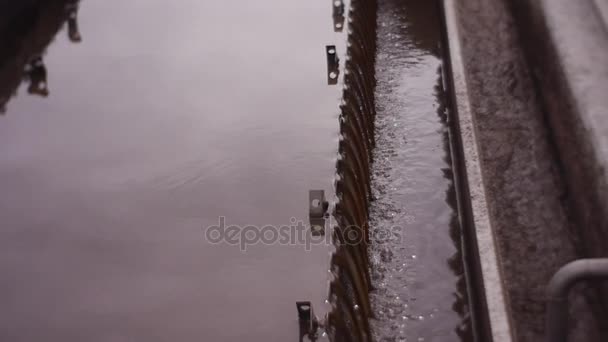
[
  {"xmin": 332, "ymin": 0, "xmax": 345, "ymax": 32},
  {"xmin": 546, "ymin": 258, "xmax": 608, "ymax": 342},
  {"xmin": 326, "ymin": 46, "xmax": 339, "ymax": 85},
  {"xmin": 309, "ymin": 190, "xmax": 328, "ymax": 236},
  {"xmin": 296, "ymin": 301, "xmax": 319, "ymax": 341}
]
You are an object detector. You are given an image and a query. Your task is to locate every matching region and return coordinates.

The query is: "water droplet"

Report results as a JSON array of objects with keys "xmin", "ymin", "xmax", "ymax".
[
  {"xmin": 412, "ymin": 255, "xmax": 417, "ymax": 259},
  {"xmin": 354, "ymin": 304, "xmax": 360, "ymax": 311},
  {"xmin": 329, "ymin": 72, "xmax": 337, "ymax": 79}
]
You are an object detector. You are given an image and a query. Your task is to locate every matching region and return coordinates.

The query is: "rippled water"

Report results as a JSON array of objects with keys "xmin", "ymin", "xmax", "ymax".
[
  {"xmin": 368, "ymin": 0, "xmax": 471, "ymax": 341},
  {"xmin": 0, "ymin": 1, "xmax": 349, "ymax": 340}
]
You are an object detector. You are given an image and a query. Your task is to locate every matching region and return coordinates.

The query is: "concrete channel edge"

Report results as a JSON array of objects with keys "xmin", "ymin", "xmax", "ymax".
[{"xmin": 440, "ymin": 1, "xmax": 515, "ymax": 341}]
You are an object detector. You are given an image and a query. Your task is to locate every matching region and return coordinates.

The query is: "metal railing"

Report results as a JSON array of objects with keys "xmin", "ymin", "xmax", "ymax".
[{"xmin": 546, "ymin": 258, "xmax": 608, "ymax": 342}]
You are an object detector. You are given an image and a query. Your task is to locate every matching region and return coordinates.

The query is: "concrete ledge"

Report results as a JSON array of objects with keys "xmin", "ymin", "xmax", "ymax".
[
  {"xmin": 441, "ymin": 1, "xmax": 514, "ymax": 341},
  {"xmin": 440, "ymin": 0, "xmax": 607, "ymax": 340}
]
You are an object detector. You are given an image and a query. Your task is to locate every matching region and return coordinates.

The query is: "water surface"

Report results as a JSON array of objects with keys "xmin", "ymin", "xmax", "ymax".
[
  {"xmin": 369, "ymin": 0, "xmax": 471, "ymax": 341},
  {"xmin": 0, "ymin": 1, "xmax": 347, "ymax": 340}
]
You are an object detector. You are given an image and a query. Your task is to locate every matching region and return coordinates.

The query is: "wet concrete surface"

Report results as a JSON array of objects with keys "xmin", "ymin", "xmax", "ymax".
[
  {"xmin": 452, "ymin": 0, "xmax": 603, "ymax": 340},
  {"xmin": 0, "ymin": 1, "xmax": 348, "ymax": 340},
  {"xmin": 368, "ymin": 0, "xmax": 470, "ymax": 341}
]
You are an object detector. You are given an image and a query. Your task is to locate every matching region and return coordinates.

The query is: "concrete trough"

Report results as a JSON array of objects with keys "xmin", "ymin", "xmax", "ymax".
[
  {"xmin": 508, "ymin": 0, "xmax": 608, "ymax": 282},
  {"xmin": 441, "ymin": 0, "xmax": 608, "ymax": 341}
]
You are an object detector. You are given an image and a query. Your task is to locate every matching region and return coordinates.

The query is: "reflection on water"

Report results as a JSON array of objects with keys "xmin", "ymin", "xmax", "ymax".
[
  {"xmin": 369, "ymin": 0, "xmax": 471, "ymax": 341},
  {"xmin": 0, "ymin": 0, "xmax": 347, "ymax": 341},
  {"xmin": 0, "ymin": 0, "xmax": 82, "ymax": 114},
  {"xmin": 24, "ymin": 56, "xmax": 49, "ymax": 97},
  {"xmin": 66, "ymin": 1, "xmax": 82, "ymax": 43}
]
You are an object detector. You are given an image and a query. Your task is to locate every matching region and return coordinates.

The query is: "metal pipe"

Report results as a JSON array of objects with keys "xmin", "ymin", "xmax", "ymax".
[{"xmin": 546, "ymin": 258, "xmax": 608, "ymax": 342}]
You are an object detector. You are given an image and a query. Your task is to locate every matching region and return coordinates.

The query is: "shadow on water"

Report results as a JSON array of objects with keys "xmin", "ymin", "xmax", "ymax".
[
  {"xmin": 0, "ymin": 0, "xmax": 82, "ymax": 114},
  {"xmin": 440, "ymin": 82, "xmax": 474, "ymax": 342}
]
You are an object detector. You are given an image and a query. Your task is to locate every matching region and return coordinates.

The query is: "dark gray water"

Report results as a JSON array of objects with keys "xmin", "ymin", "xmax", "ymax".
[
  {"xmin": 369, "ymin": 0, "xmax": 471, "ymax": 341},
  {"xmin": 0, "ymin": 1, "xmax": 349, "ymax": 340}
]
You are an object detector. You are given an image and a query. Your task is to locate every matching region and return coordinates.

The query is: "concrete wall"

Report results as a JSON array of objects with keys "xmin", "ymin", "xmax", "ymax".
[
  {"xmin": 507, "ymin": 0, "xmax": 608, "ymax": 337},
  {"xmin": 442, "ymin": 0, "xmax": 608, "ymax": 340}
]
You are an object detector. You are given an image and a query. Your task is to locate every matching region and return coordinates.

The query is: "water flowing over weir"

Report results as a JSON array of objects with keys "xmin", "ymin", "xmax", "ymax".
[
  {"xmin": 324, "ymin": 0, "xmax": 378, "ymax": 341},
  {"xmin": 323, "ymin": 0, "xmax": 473, "ymax": 341},
  {"xmin": 367, "ymin": 1, "xmax": 472, "ymax": 341}
]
